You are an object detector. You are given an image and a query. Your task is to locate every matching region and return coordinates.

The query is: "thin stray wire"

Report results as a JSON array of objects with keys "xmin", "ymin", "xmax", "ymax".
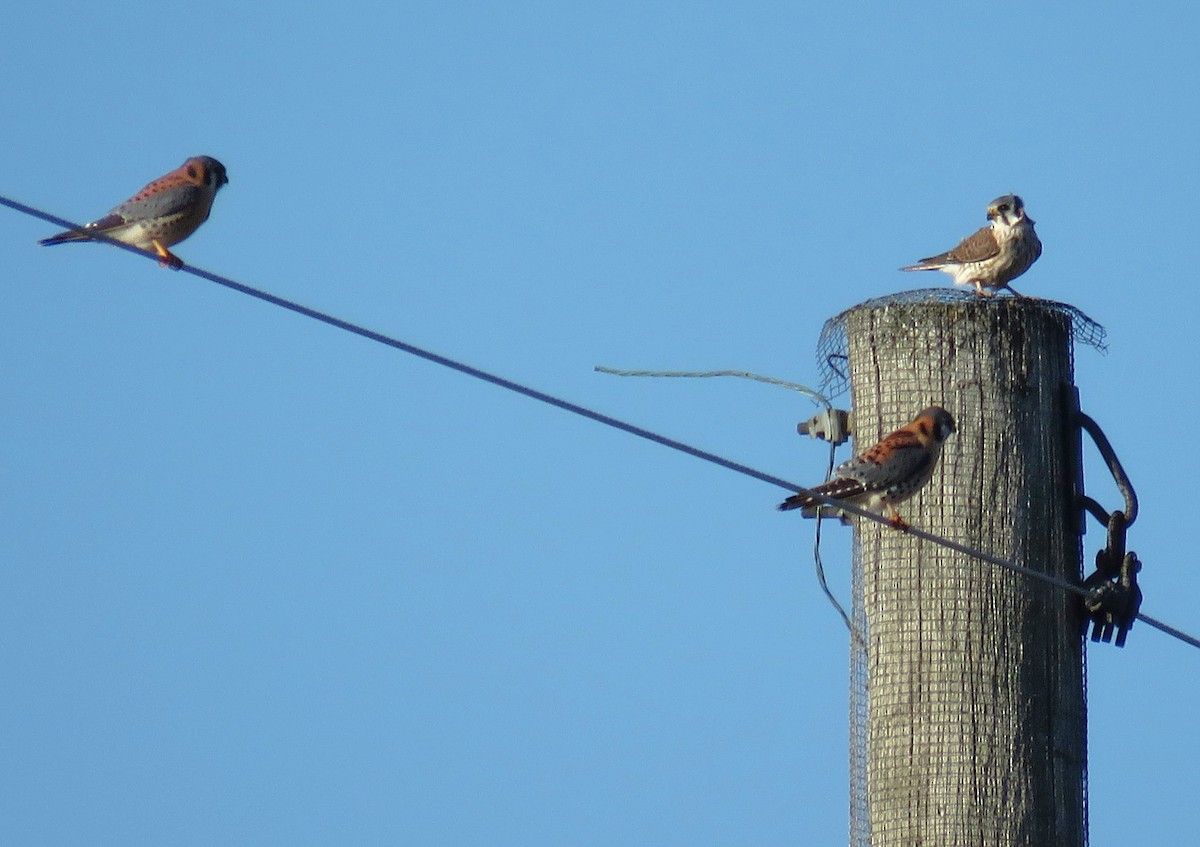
[
  {"xmin": 4, "ymin": 193, "xmax": 1197, "ymax": 651},
  {"xmin": 813, "ymin": 458, "xmax": 863, "ymax": 643},
  {"xmin": 595, "ymin": 365, "xmax": 856, "ymax": 633},
  {"xmin": 594, "ymin": 367, "xmax": 832, "ymax": 410}
]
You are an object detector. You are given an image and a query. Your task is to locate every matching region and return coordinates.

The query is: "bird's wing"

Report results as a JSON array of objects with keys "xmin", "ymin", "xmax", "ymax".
[
  {"xmin": 38, "ymin": 209, "xmax": 138, "ymax": 245},
  {"xmin": 45, "ymin": 178, "xmax": 206, "ymax": 243},
  {"xmin": 927, "ymin": 225, "xmax": 1001, "ymax": 265},
  {"xmin": 81, "ymin": 211, "xmax": 136, "ymax": 235},
  {"xmin": 777, "ymin": 476, "xmax": 866, "ymax": 511},
  {"xmin": 903, "ymin": 225, "xmax": 1002, "ymax": 269},
  {"xmin": 840, "ymin": 430, "xmax": 932, "ymax": 491},
  {"xmin": 109, "ymin": 180, "xmax": 204, "ymax": 226}
]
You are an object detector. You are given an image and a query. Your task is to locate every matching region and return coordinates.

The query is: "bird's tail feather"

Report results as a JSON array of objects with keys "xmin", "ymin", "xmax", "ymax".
[
  {"xmin": 39, "ymin": 230, "xmax": 91, "ymax": 246},
  {"xmin": 777, "ymin": 493, "xmax": 814, "ymax": 511},
  {"xmin": 777, "ymin": 478, "xmax": 864, "ymax": 511}
]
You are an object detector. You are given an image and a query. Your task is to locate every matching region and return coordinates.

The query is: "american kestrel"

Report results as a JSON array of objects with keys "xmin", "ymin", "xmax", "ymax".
[
  {"xmin": 900, "ymin": 194, "xmax": 1041, "ymax": 297},
  {"xmin": 39, "ymin": 155, "xmax": 229, "ymax": 269},
  {"xmin": 778, "ymin": 406, "xmax": 956, "ymax": 527}
]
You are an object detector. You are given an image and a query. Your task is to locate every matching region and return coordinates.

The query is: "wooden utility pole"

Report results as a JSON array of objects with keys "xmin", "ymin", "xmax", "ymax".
[{"xmin": 840, "ymin": 297, "xmax": 1086, "ymax": 846}]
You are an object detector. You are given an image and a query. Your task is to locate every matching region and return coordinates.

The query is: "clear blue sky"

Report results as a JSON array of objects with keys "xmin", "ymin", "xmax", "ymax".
[{"xmin": 2, "ymin": 3, "xmax": 1195, "ymax": 844}]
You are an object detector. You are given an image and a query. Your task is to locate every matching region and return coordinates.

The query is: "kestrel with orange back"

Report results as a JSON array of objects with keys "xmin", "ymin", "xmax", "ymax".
[
  {"xmin": 778, "ymin": 406, "xmax": 956, "ymax": 527},
  {"xmin": 39, "ymin": 155, "xmax": 229, "ymax": 269},
  {"xmin": 901, "ymin": 194, "xmax": 1041, "ymax": 297}
]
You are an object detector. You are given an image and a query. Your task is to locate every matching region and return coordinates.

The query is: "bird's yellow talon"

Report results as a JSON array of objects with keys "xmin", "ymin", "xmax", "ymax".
[{"xmin": 153, "ymin": 240, "xmax": 184, "ymax": 269}]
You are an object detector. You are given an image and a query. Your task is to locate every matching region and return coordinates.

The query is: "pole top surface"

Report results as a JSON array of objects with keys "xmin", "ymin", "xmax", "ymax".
[{"xmin": 816, "ymin": 288, "xmax": 1106, "ymax": 397}]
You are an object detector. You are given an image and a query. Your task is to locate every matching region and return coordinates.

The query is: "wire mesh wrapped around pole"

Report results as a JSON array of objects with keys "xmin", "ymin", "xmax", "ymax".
[{"xmin": 839, "ymin": 296, "xmax": 1087, "ymax": 847}]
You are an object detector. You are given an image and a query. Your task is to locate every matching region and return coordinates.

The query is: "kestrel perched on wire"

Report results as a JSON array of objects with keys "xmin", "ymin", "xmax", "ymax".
[
  {"xmin": 900, "ymin": 194, "xmax": 1041, "ymax": 297},
  {"xmin": 778, "ymin": 406, "xmax": 956, "ymax": 528},
  {"xmin": 39, "ymin": 155, "xmax": 229, "ymax": 269}
]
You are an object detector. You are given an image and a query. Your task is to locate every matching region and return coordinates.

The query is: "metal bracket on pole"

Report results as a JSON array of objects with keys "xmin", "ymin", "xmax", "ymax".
[
  {"xmin": 794, "ymin": 408, "xmax": 852, "ymax": 523},
  {"xmin": 797, "ymin": 408, "xmax": 851, "ymax": 446},
  {"xmin": 1066, "ymin": 386, "xmax": 1143, "ymax": 646}
]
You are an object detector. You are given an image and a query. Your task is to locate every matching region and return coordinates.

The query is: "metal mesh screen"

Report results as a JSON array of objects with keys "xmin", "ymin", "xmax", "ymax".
[
  {"xmin": 817, "ymin": 289, "xmax": 1106, "ymax": 398},
  {"xmin": 830, "ymin": 293, "xmax": 1089, "ymax": 847},
  {"xmin": 849, "ymin": 532, "xmax": 870, "ymax": 847}
]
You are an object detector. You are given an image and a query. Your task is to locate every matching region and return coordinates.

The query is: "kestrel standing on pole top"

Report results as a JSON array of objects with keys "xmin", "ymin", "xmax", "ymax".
[
  {"xmin": 39, "ymin": 155, "xmax": 229, "ymax": 269},
  {"xmin": 900, "ymin": 194, "xmax": 1041, "ymax": 297},
  {"xmin": 778, "ymin": 407, "xmax": 956, "ymax": 528}
]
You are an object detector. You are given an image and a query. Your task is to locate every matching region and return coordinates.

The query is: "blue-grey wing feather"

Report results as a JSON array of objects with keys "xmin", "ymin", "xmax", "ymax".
[
  {"xmin": 839, "ymin": 443, "xmax": 931, "ymax": 490},
  {"xmin": 110, "ymin": 184, "xmax": 204, "ymax": 224}
]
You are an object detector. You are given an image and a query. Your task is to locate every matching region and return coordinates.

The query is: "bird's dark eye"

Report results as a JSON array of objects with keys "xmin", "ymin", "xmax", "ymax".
[
  {"xmin": 998, "ymin": 203, "xmax": 1010, "ymax": 212},
  {"xmin": 187, "ymin": 166, "xmax": 198, "ymax": 179}
]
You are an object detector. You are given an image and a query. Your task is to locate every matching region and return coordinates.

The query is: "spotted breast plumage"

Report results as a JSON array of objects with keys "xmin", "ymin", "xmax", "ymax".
[
  {"xmin": 900, "ymin": 194, "xmax": 1041, "ymax": 297},
  {"xmin": 778, "ymin": 407, "xmax": 956, "ymax": 527},
  {"xmin": 39, "ymin": 155, "xmax": 229, "ymax": 269}
]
